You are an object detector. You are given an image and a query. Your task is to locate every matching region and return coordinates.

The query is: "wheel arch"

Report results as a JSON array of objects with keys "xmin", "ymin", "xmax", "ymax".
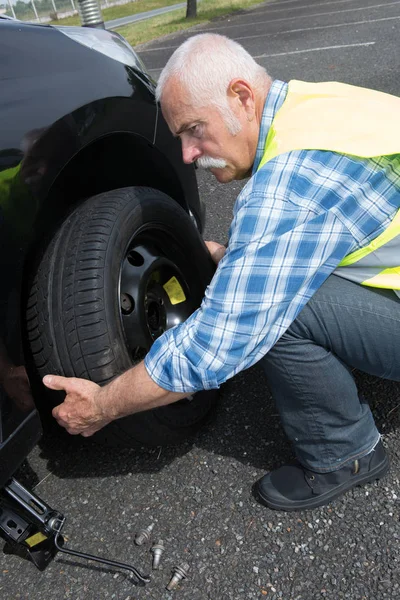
[
  {"xmin": 46, "ymin": 130, "xmax": 192, "ymax": 223},
  {"xmin": 23, "ymin": 130, "xmax": 200, "ymax": 274}
]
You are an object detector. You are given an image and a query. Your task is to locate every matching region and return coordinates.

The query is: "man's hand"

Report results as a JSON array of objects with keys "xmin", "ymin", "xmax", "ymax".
[
  {"xmin": 43, "ymin": 375, "xmax": 112, "ymax": 437},
  {"xmin": 205, "ymin": 240, "xmax": 226, "ymax": 265},
  {"xmin": 43, "ymin": 362, "xmax": 188, "ymax": 438}
]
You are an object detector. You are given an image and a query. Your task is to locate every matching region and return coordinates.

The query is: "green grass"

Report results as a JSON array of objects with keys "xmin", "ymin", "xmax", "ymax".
[
  {"xmin": 50, "ymin": 0, "xmax": 181, "ymax": 26},
  {"xmin": 117, "ymin": 0, "xmax": 267, "ymax": 47}
]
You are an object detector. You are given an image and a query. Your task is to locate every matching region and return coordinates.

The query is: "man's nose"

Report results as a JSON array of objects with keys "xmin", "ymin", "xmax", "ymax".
[{"xmin": 181, "ymin": 139, "xmax": 202, "ymax": 164}]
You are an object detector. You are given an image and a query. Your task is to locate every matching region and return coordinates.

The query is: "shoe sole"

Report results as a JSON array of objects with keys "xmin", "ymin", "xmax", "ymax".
[{"xmin": 255, "ymin": 454, "xmax": 390, "ymax": 512}]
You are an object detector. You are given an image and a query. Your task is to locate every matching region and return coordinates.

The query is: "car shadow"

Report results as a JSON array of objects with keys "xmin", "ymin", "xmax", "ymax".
[
  {"xmin": 21, "ymin": 365, "xmax": 399, "ymax": 483},
  {"xmin": 195, "ymin": 366, "xmax": 400, "ymax": 471}
]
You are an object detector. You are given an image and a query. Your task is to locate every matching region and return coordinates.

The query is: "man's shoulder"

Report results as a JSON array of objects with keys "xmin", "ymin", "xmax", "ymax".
[{"xmin": 245, "ymin": 148, "xmax": 359, "ymax": 205}]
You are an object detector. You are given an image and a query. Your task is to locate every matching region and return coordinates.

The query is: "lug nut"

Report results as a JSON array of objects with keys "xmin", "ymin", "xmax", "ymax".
[
  {"xmin": 166, "ymin": 562, "xmax": 190, "ymax": 590},
  {"xmin": 134, "ymin": 523, "xmax": 154, "ymax": 546},
  {"xmin": 151, "ymin": 539, "xmax": 165, "ymax": 569}
]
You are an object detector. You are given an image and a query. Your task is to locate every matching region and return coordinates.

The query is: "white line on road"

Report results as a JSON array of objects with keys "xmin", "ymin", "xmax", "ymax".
[
  {"xmin": 248, "ymin": 0, "xmax": 358, "ymax": 8},
  {"xmin": 250, "ymin": 0, "xmax": 356, "ymax": 7},
  {"xmin": 234, "ymin": 15, "xmax": 400, "ymax": 44},
  {"xmin": 253, "ymin": 41, "xmax": 376, "ymax": 59},
  {"xmin": 147, "ymin": 40, "xmax": 377, "ymax": 71},
  {"xmin": 245, "ymin": 0, "xmax": 400, "ymax": 16},
  {"xmin": 200, "ymin": 0, "xmax": 400, "ymax": 32},
  {"xmin": 139, "ymin": 7, "xmax": 399, "ymax": 53}
]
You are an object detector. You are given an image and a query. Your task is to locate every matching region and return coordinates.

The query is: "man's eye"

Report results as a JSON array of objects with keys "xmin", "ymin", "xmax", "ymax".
[{"xmin": 190, "ymin": 124, "xmax": 202, "ymax": 137}]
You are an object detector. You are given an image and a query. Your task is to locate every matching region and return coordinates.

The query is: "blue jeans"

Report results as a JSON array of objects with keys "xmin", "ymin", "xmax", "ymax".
[{"xmin": 260, "ymin": 274, "xmax": 400, "ymax": 472}]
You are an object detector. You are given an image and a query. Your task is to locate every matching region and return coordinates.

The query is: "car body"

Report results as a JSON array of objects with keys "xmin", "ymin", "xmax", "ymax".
[{"xmin": 0, "ymin": 19, "xmax": 206, "ymax": 488}]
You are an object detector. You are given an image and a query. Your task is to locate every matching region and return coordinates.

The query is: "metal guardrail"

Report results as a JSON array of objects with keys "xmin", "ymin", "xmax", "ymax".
[{"xmin": 1, "ymin": 0, "xmax": 129, "ymax": 24}]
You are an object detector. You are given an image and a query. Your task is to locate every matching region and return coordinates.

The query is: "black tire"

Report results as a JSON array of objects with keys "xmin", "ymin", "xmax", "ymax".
[{"xmin": 26, "ymin": 187, "xmax": 218, "ymax": 447}]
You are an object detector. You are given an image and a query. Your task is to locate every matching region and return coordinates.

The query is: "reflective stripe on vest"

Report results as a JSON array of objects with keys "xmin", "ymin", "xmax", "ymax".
[{"xmin": 257, "ymin": 80, "xmax": 400, "ymax": 290}]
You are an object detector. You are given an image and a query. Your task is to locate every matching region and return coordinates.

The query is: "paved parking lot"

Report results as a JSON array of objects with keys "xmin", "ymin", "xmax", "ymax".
[
  {"xmin": 2, "ymin": 1, "xmax": 400, "ymax": 599},
  {"xmin": 138, "ymin": 0, "xmax": 400, "ymax": 95}
]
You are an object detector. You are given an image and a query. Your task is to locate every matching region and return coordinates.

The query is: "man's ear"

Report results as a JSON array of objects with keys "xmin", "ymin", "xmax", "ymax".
[{"xmin": 227, "ymin": 79, "xmax": 255, "ymax": 118}]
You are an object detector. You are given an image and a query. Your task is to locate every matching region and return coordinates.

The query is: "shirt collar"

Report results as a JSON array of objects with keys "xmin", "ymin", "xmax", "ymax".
[{"xmin": 252, "ymin": 80, "xmax": 288, "ymax": 175}]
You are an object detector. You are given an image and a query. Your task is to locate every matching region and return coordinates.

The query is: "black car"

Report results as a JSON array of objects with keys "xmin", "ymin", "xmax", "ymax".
[{"xmin": 0, "ymin": 19, "xmax": 218, "ymax": 499}]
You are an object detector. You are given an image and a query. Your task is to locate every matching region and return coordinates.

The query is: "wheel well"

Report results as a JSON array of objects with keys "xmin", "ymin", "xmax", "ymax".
[
  {"xmin": 22, "ymin": 131, "xmax": 191, "ymax": 297},
  {"xmin": 48, "ymin": 131, "xmax": 187, "ymax": 216}
]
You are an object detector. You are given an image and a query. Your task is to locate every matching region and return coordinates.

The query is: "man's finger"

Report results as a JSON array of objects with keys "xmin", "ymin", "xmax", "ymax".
[
  {"xmin": 52, "ymin": 404, "xmax": 69, "ymax": 427},
  {"xmin": 52, "ymin": 407, "xmax": 80, "ymax": 435},
  {"xmin": 81, "ymin": 428, "xmax": 98, "ymax": 437},
  {"xmin": 64, "ymin": 425, "xmax": 82, "ymax": 436},
  {"xmin": 43, "ymin": 374, "xmax": 79, "ymax": 392},
  {"xmin": 52, "ymin": 404, "xmax": 63, "ymax": 419}
]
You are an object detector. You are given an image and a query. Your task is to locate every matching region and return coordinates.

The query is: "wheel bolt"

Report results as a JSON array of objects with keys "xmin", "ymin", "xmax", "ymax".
[
  {"xmin": 121, "ymin": 292, "xmax": 134, "ymax": 315},
  {"xmin": 134, "ymin": 523, "xmax": 154, "ymax": 546},
  {"xmin": 166, "ymin": 562, "xmax": 190, "ymax": 590},
  {"xmin": 151, "ymin": 539, "xmax": 164, "ymax": 569}
]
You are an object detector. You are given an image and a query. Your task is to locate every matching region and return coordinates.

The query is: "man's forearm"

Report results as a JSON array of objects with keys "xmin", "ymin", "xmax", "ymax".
[{"xmin": 98, "ymin": 361, "xmax": 188, "ymax": 421}]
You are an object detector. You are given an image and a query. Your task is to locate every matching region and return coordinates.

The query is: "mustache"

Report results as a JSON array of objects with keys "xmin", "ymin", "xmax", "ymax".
[{"xmin": 196, "ymin": 156, "xmax": 227, "ymax": 169}]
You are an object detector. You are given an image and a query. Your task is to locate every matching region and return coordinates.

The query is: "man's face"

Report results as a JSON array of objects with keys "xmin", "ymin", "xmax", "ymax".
[{"xmin": 161, "ymin": 80, "xmax": 257, "ymax": 183}]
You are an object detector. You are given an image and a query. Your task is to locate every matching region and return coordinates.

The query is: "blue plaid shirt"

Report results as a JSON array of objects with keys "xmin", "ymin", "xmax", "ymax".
[{"xmin": 145, "ymin": 80, "xmax": 400, "ymax": 392}]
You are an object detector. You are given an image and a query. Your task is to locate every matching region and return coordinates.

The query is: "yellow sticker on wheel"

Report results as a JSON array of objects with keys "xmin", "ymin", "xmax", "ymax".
[
  {"xmin": 163, "ymin": 276, "xmax": 186, "ymax": 305},
  {"xmin": 25, "ymin": 532, "xmax": 48, "ymax": 547}
]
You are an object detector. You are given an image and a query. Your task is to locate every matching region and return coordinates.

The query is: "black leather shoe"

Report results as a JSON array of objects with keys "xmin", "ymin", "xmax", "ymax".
[{"xmin": 255, "ymin": 440, "xmax": 389, "ymax": 511}]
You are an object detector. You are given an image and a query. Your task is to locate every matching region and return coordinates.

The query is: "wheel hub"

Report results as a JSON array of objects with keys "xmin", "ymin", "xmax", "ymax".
[{"xmin": 119, "ymin": 237, "xmax": 197, "ymax": 358}]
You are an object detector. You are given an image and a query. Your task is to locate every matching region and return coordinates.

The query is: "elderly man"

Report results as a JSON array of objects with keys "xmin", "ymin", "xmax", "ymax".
[{"xmin": 44, "ymin": 33, "xmax": 400, "ymax": 511}]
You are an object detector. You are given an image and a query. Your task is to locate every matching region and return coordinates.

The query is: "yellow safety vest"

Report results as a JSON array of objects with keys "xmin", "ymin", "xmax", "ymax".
[{"xmin": 258, "ymin": 80, "xmax": 400, "ymax": 291}]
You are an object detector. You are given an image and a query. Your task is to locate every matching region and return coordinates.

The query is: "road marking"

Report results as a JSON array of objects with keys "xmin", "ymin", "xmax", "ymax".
[
  {"xmin": 147, "ymin": 40, "xmax": 374, "ymax": 72},
  {"xmin": 201, "ymin": 1, "xmax": 400, "ymax": 32},
  {"xmin": 147, "ymin": 38, "xmax": 378, "ymax": 72},
  {"xmin": 138, "ymin": 5, "xmax": 399, "ymax": 53},
  {"xmin": 253, "ymin": 41, "xmax": 376, "ymax": 59},
  {"xmin": 250, "ymin": 0, "xmax": 356, "ymax": 6},
  {"xmin": 234, "ymin": 15, "xmax": 400, "ymax": 43},
  {"xmin": 245, "ymin": 0, "xmax": 400, "ymax": 16},
  {"xmin": 248, "ymin": 0, "xmax": 358, "ymax": 6}
]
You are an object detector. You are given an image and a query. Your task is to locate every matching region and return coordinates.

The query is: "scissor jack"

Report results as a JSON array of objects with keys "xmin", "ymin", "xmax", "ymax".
[{"xmin": 0, "ymin": 478, "xmax": 150, "ymax": 585}]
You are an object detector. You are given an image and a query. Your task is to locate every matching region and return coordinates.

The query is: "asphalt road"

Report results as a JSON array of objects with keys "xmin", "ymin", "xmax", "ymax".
[{"xmin": 2, "ymin": 1, "xmax": 400, "ymax": 599}]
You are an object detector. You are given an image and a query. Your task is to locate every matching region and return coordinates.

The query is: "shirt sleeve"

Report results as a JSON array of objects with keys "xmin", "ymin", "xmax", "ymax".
[{"xmin": 144, "ymin": 188, "xmax": 354, "ymax": 393}]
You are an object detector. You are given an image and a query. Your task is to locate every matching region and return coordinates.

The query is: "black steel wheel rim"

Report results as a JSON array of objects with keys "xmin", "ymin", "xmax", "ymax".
[{"xmin": 119, "ymin": 227, "xmax": 199, "ymax": 362}]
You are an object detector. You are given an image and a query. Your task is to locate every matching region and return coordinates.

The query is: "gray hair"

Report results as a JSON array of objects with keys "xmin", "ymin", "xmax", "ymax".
[{"xmin": 156, "ymin": 34, "xmax": 271, "ymax": 132}]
